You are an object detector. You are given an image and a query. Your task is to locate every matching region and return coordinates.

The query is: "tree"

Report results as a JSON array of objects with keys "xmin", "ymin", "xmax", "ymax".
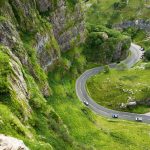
[
  {"xmin": 0, "ymin": 0, "xmax": 6, "ymax": 7},
  {"xmin": 103, "ymin": 65, "xmax": 110, "ymax": 74},
  {"xmin": 144, "ymin": 49, "xmax": 150, "ymax": 61}
]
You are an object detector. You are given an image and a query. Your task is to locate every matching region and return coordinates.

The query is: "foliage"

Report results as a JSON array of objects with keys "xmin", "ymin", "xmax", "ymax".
[
  {"xmin": 113, "ymin": 0, "xmax": 128, "ymax": 10},
  {"xmin": 0, "ymin": 0, "xmax": 6, "ymax": 7},
  {"xmin": 117, "ymin": 62, "xmax": 128, "ymax": 71},
  {"xmin": 145, "ymin": 63, "xmax": 150, "ymax": 70},
  {"xmin": 0, "ymin": 46, "xmax": 11, "ymax": 94},
  {"xmin": 48, "ymin": 58, "xmax": 150, "ymax": 150},
  {"xmin": 87, "ymin": 68, "xmax": 150, "ymax": 113},
  {"xmin": 144, "ymin": 49, "xmax": 150, "ymax": 61},
  {"xmin": 84, "ymin": 25, "xmax": 130, "ymax": 63},
  {"xmin": 103, "ymin": 65, "xmax": 110, "ymax": 74}
]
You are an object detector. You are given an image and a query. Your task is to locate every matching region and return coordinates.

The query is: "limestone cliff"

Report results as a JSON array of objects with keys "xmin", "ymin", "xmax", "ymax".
[
  {"xmin": 113, "ymin": 19, "xmax": 150, "ymax": 33},
  {"xmin": 0, "ymin": 0, "xmax": 85, "ymax": 149},
  {"xmin": 36, "ymin": 0, "xmax": 85, "ymax": 51}
]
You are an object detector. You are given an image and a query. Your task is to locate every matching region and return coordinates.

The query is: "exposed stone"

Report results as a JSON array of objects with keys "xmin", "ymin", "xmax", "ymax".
[
  {"xmin": 136, "ymin": 98, "xmax": 150, "ymax": 106},
  {"xmin": 35, "ymin": 32, "xmax": 60, "ymax": 70},
  {"xmin": 127, "ymin": 101, "xmax": 137, "ymax": 107},
  {"xmin": 0, "ymin": 19, "xmax": 28, "ymax": 65},
  {"xmin": 8, "ymin": 50, "xmax": 30, "ymax": 102},
  {"xmin": 113, "ymin": 19, "xmax": 150, "ymax": 33},
  {"xmin": 49, "ymin": 1, "xmax": 85, "ymax": 51},
  {"xmin": 112, "ymin": 38, "xmax": 131, "ymax": 62},
  {"xmin": 0, "ymin": 134, "xmax": 29, "ymax": 150},
  {"xmin": 8, "ymin": 0, "xmax": 38, "ymax": 31},
  {"xmin": 36, "ymin": 0, "xmax": 51, "ymax": 12}
]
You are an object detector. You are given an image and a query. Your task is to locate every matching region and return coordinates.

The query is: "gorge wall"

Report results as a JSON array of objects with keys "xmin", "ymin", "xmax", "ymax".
[
  {"xmin": 113, "ymin": 19, "xmax": 150, "ymax": 33},
  {"xmin": 0, "ymin": 0, "xmax": 85, "ymax": 149}
]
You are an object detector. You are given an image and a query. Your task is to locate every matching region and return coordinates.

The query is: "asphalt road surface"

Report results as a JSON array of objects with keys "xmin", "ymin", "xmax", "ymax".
[{"xmin": 76, "ymin": 43, "xmax": 150, "ymax": 124}]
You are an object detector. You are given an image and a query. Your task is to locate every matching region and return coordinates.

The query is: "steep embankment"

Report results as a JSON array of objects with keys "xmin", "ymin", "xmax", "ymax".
[
  {"xmin": 1, "ymin": 0, "xmax": 150, "ymax": 150},
  {"xmin": 0, "ymin": 0, "xmax": 85, "ymax": 149}
]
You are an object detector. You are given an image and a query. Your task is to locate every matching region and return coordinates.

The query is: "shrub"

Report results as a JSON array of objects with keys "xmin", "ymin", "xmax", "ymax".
[
  {"xmin": 117, "ymin": 62, "xmax": 128, "ymax": 71},
  {"xmin": 0, "ymin": 48, "xmax": 11, "ymax": 94},
  {"xmin": 144, "ymin": 49, "xmax": 150, "ymax": 61},
  {"xmin": 145, "ymin": 63, "xmax": 150, "ymax": 70},
  {"xmin": 113, "ymin": 0, "xmax": 127, "ymax": 10},
  {"xmin": 0, "ymin": 0, "xmax": 6, "ymax": 7},
  {"xmin": 103, "ymin": 65, "xmax": 110, "ymax": 74}
]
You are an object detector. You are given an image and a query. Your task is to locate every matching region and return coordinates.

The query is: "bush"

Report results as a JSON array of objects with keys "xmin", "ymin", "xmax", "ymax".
[
  {"xmin": 145, "ymin": 63, "xmax": 150, "ymax": 70},
  {"xmin": 0, "ymin": 0, "xmax": 6, "ymax": 7},
  {"xmin": 84, "ymin": 25, "xmax": 130, "ymax": 63},
  {"xmin": 117, "ymin": 62, "xmax": 128, "ymax": 71},
  {"xmin": 103, "ymin": 65, "xmax": 110, "ymax": 74},
  {"xmin": 0, "ymin": 48, "xmax": 11, "ymax": 94},
  {"xmin": 144, "ymin": 50, "xmax": 150, "ymax": 61},
  {"xmin": 113, "ymin": 0, "xmax": 127, "ymax": 10}
]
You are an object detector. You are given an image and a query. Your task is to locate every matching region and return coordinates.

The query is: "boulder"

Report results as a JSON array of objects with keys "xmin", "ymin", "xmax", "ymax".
[{"xmin": 0, "ymin": 134, "xmax": 29, "ymax": 150}]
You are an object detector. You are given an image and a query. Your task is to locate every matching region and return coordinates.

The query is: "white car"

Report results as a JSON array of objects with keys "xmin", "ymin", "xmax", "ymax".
[
  {"xmin": 112, "ymin": 114, "xmax": 118, "ymax": 118},
  {"xmin": 83, "ymin": 101, "xmax": 89, "ymax": 106},
  {"xmin": 135, "ymin": 117, "xmax": 142, "ymax": 122}
]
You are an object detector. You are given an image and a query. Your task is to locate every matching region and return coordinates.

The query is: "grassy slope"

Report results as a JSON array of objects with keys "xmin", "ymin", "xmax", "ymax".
[
  {"xmin": 87, "ymin": 64, "xmax": 150, "ymax": 113},
  {"xmin": 86, "ymin": 0, "xmax": 150, "ymax": 49},
  {"xmin": 87, "ymin": 0, "xmax": 150, "ymax": 25},
  {"xmin": 1, "ymin": 1, "xmax": 150, "ymax": 149},
  {"xmin": 47, "ymin": 63, "xmax": 150, "ymax": 150}
]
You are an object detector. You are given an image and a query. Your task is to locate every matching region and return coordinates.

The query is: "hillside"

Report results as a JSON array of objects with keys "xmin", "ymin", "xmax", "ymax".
[
  {"xmin": 86, "ymin": 0, "xmax": 150, "ymax": 49},
  {"xmin": 0, "ymin": 0, "xmax": 150, "ymax": 150}
]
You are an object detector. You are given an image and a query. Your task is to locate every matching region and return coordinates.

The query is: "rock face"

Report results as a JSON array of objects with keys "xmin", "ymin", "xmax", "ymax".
[
  {"xmin": 0, "ymin": 19, "xmax": 28, "ymax": 65},
  {"xmin": 37, "ymin": 0, "xmax": 85, "ymax": 51},
  {"xmin": 112, "ymin": 38, "xmax": 130, "ymax": 62},
  {"xmin": 0, "ymin": 1, "xmax": 85, "ymax": 148},
  {"xmin": 0, "ymin": 134, "xmax": 29, "ymax": 150},
  {"xmin": 113, "ymin": 19, "xmax": 150, "ymax": 33},
  {"xmin": 35, "ymin": 31, "xmax": 60, "ymax": 71}
]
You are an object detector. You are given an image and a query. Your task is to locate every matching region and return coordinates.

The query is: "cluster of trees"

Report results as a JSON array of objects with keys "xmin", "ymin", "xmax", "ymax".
[
  {"xmin": 0, "ymin": 0, "xmax": 6, "ymax": 7},
  {"xmin": 84, "ymin": 25, "xmax": 131, "ymax": 64},
  {"xmin": 113, "ymin": 0, "xmax": 129, "ymax": 10}
]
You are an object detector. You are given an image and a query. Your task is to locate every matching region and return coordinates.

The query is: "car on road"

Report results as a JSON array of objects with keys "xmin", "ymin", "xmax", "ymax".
[
  {"xmin": 83, "ymin": 101, "xmax": 89, "ymax": 106},
  {"xmin": 135, "ymin": 117, "xmax": 142, "ymax": 122},
  {"xmin": 140, "ymin": 56, "xmax": 144, "ymax": 59},
  {"xmin": 112, "ymin": 114, "xmax": 118, "ymax": 118}
]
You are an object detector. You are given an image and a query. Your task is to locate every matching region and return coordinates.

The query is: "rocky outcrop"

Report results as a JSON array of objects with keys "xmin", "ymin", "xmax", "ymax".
[
  {"xmin": 0, "ymin": 19, "xmax": 28, "ymax": 65},
  {"xmin": 136, "ymin": 98, "xmax": 150, "ymax": 106},
  {"xmin": 51, "ymin": 3, "xmax": 85, "ymax": 51},
  {"xmin": 0, "ymin": 134, "xmax": 29, "ymax": 150},
  {"xmin": 112, "ymin": 38, "xmax": 131, "ymax": 62},
  {"xmin": 36, "ymin": 0, "xmax": 85, "ymax": 51},
  {"xmin": 113, "ymin": 19, "xmax": 150, "ymax": 33},
  {"xmin": 35, "ymin": 32, "xmax": 60, "ymax": 71}
]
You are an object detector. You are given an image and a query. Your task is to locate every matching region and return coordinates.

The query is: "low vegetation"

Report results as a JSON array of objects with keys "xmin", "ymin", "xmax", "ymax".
[
  {"xmin": 47, "ymin": 48, "xmax": 150, "ymax": 149},
  {"xmin": 87, "ymin": 64, "xmax": 150, "ymax": 113}
]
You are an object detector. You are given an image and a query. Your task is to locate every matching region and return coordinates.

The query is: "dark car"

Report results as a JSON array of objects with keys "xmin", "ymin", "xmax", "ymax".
[
  {"xmin": 112, "ymin": 114, "xmax": 118, "ymax": 118},
  {"xmin": 83, "ymin": 101, "xmax": 89, "ymax": 106}
]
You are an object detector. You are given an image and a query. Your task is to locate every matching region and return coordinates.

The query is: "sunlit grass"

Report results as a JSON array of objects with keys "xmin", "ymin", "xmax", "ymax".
[{"xmin": 87, "ymin": 66, "xmax": 150, "ymax": 113}]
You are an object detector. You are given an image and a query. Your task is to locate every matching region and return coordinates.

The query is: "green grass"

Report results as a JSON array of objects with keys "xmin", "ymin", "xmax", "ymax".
[
  {"xmin": 87, "ymin": 0, "xmax": 150, "ymax": 26},
  {"xmin": 87, "ymin": 65, "xmax": 150, "ymax": 113},
  {"xmin": 86, "ymin": 0, "xmax": 150, "ymax": 50},
  {"xmin": 47, "ymin": 62, "xmax": 150, "ymax": 150}
]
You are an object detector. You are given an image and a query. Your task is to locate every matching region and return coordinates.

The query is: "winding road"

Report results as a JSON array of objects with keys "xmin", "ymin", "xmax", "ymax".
[{"xmin": 76, "ymin": 43, "xmax": 150, "ymax": 124}]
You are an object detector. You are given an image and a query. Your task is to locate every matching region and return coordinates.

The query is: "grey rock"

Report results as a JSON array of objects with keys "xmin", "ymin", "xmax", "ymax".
[
  {"xmin": 113, "ymin": 19, "xmax": 150, "ymax": 33},
  {"xmin": 0, "ymin": 134, "xmax": 29, "ymax": 150}
]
